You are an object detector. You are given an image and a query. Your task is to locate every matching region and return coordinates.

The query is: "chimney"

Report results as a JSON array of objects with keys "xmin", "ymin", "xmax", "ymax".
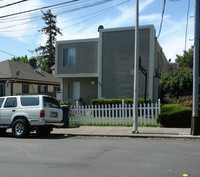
[{"xmin": 29, "ymin": 58, "xmax": 37, "ymax": 69}]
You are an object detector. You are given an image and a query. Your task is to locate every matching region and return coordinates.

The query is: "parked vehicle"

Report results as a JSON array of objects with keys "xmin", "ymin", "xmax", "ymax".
[{"xmin": 0, "ymin": 95, "xmax": 63, "ymax": 138}]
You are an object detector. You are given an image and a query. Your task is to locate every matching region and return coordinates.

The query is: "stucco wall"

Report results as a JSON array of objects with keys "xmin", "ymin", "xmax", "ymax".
[
  {"xmin": 48, "ymin": 85, "xmax": 54, "ymax": 92},
  {"xmin": 29, "ymin": 84, "xmax": 37, "ymax": 94},
  {"xmin": 56, "ymin": 39, "xmax": 98, "ymax": 75},
  {"xmin": 5, "ymin": 83, "xmax": 11, "ymax": 96},
  {"xmin": 100, "ymin": 28, "xmax": 151, "ymax": 99},
  {"xmin": 13, "ymin": 83, "xmax": 21, "ymax": 95},
  {"xmin": 62, "ymin": 78, "xmax": 98, "ymax": 105}
]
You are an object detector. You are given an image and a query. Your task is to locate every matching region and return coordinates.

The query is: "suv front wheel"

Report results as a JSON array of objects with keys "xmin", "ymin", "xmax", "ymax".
[{"xmin": 12, "ymin": 119, "xmax": 30, "ymax": 138}]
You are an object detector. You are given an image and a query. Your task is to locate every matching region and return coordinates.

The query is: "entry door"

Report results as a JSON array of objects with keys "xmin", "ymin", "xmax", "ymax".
[
  {"xmin": 68, "ymin": 82, "xmax": 80, "ymax": 99},
  {"xmin": 73, "ymin": 82, "xmax": 80, "ymax": 99}
]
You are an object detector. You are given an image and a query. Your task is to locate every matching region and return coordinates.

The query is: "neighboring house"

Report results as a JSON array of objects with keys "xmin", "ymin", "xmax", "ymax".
[
  {"xmin": 55, "ymin": 25, "xmax": 170, "ymax": 104},
  {"xmin": 0, "ymin": 59, "xmax": 60, "ymax": 97}
]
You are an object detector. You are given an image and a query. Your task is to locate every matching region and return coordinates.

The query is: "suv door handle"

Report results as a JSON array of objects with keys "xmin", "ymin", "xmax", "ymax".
[{"xmin": 12, "ymin": 110, "xmax": 15, "ymax": 112}]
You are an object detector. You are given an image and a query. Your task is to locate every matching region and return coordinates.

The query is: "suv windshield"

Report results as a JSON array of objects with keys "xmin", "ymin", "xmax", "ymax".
[
  {"xmin": 21, "ymin": 97, "xmax": 39, "ymax": 106},
  {"xmin": 43, "ymin": 97, "xmax": 60, "ymax": 108}
]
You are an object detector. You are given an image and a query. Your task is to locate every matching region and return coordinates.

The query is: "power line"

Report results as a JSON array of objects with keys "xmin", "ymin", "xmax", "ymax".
[
  {"xmin": 0, "ymin": 0, "xmax": 104, "ymax": 29},
  {"xmin": 157, "ymin": 0, "xmax": 166, "ymax": 39},
  {"xmin": 0, "ymin": 0, "xmax": 129, "ymax": 33},
  {"xmin": 0, "ymin": 0, "xmax": 80, "ymax": 19},
  {"xmin": 0, "ymin": 0, "xmax": 90, "ymax": 23},
  {"xmin": 0, "ymin": 0, "xmax": 28, "ymax": 9},
  {"xmin": 0, "ymin": 0, "xmax": 117, "ymax": 20},
  {"xmin": 0, "ymin": 49, "xmax": 16, "ymax": 57},
  {"xmin": 0, "ymin": 0, "xmax": 129, "ymax": 38}
]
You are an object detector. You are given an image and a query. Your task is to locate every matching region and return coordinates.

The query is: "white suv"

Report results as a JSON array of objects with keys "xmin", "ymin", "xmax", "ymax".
[{"xmin": 0, "ymin": 95, "xmax": 63, "ymax": 138}]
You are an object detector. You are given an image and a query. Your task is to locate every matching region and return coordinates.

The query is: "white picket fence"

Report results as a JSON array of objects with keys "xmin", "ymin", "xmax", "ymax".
[{"xmin": 69, "ymin": 99, "xmax": 161, "ymax": 126}]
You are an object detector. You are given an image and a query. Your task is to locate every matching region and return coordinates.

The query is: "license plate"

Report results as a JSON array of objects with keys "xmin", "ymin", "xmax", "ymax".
[{"xmin": 50, "ymin": 112, "xmax": 57, "ymax": 118}]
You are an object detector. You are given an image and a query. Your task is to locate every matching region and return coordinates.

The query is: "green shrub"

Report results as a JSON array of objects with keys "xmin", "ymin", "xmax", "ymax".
[
  {"xmin": 157, "ymin": 104, "xmax": 192, "ymax": 127},
  {"xmin": 91, "ymin": 98, "xmax": 152, "ymax": 106},
  {"xmin": 60, "ymin": 100, "xmax": 69, "ymax": 105}
]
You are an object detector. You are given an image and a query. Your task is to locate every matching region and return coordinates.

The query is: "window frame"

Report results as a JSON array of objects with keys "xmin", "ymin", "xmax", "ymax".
[
  {"xmin": 0, "ymin": 83, "xmax": 4, "ymax": 97},
  {"xmin": 63, "ymin": 48, "xmax": 76, "ymax": 67},
  {"xmin": 22, "ymin": 83, "xmax": 29, "ymax": 94},
  {"xmin": 38, "ymin": 85, "xmax": 48, "ymax": 94},
  {"xmin": 68, "ymin": 82, "xmax": 80, "ymax": 99}
]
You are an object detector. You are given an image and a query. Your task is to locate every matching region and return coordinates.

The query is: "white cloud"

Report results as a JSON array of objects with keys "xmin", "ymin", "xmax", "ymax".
[
  {"xmin": 140, "ymin": 14, "xmax": 161, "ymax": 23},
  {"xmin": 0, "ymin": 0, "xmax": 43, "ymax": 41},
  {"xmin": 159, "ymin": 17, "xmax": 194, "ymax": 62}
]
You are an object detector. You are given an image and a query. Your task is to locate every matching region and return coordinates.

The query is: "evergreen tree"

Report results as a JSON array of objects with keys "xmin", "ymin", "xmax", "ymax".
[{"xmin": 35, "ymin": 10, "xmax": 62, "ymax": 73}]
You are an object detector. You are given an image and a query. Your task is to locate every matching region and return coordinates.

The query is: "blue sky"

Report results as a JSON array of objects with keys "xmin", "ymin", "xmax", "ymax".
[{"xmin": 0, "ymin": 0, "xmax": 195, "ymax": 62}]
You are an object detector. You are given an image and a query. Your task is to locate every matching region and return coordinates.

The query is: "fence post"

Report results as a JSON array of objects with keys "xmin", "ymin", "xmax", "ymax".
[
  {"xmin": 76, "ymin": 101, "xmax": 79, "ymax": 125},
  {"xmin": 122, "ymin": 100, "xmax": 125, "ymax": 125},
  {"xmin": 158, "ymin": 99, "xmax": 161, "ymax": 114}
]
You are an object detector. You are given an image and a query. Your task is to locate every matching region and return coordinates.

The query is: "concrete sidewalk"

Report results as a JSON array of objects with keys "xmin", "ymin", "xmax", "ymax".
[{"xmin": 52, "ymin": 126, "xmax": 200, "ymax": 139}]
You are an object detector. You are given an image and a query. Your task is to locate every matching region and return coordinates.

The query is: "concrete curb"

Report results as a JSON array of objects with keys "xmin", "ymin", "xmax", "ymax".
[
  {"xmin": 64, "ymin": 134, "xmax": 199, "ymax": 139},
  {"xmin": 52, "ymin": 126, "xmax": 200, "ymax": 139}
]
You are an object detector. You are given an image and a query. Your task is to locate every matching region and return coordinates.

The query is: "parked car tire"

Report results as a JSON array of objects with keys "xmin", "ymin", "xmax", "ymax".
[
  {"xmin": 0, "ymin": 128, "xmax": 7, "ymax": 135},
  {"xmin": 36, "ymin": 127, "xmax": 52, "ymax": 137},
  {"xmin": 12, "ymin": 119, "xmax": 30, "ymax": 138}
]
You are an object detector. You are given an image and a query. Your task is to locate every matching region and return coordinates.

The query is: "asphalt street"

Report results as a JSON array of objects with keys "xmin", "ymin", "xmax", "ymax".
[{"xmin": 0, "ymin": 135, "xmax": 199, "ymax": 177}]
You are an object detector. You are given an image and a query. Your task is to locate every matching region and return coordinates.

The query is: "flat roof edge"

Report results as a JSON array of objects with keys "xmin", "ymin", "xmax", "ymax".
[
  {"xmin": 56, "ymin": 38, "xmax": 99, "ymax": 44},
  {"xmin": 99, "ymin": 25, "xmax": 155, "ymax": 33}
]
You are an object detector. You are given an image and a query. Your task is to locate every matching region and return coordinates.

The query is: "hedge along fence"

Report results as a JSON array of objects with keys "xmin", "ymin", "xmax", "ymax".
[
  {"xmin": 157, "ymin": 104, "xmax": 192, "ymax": 128},
  {"xmin": 90, "ymin": 98, "xmax": 152, "ymax": 117},
  {"xmin": 91, "ymin": 98, "xmax": 152, "ymax": 107}
]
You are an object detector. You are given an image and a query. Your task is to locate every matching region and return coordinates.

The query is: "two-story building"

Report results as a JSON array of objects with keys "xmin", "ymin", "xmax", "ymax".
[{"xmin": 55, "ymin": 25, "xmax": 170, "ymax": 104}]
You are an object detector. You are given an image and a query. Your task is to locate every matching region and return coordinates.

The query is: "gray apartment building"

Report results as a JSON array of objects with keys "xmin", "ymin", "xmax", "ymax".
[{"xmin": 55, "ymin": 25, "xmax": 170, "ymax": 104}]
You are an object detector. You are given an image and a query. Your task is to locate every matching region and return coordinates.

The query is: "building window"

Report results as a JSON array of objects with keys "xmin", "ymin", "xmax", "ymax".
[
  {"xmin": 68, "ymin": 82, "xmax": 80, "ymax": 99},
  {"xmin": 0, "ymin": 83, "xmax": 4, "ymax": 97},
  {"xmin": 22, "ymin": 83, "xmax": 29, "ymax": 94},
  {"xmin": 38, "ymin": 85, "xmax": 48, "ymax": 93},
  {"xmin": 63, "ymin": 48, "xmax": 76, "ymax": 67},
  {"xmin": 54, "ymin": 86, "xmax": 60, "ymax": 92}
]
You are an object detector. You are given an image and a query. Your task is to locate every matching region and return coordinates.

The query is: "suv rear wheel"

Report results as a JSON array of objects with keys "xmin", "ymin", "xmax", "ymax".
[{"xmin": 12, "ymin": 119, "xmax": 30, "ymax": 138}]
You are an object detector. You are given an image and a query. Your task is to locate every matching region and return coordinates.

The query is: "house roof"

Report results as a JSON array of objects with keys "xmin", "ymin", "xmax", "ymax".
[{"xmin": 0, "ymin": 60, "xmax": 60, "ymax": 84}]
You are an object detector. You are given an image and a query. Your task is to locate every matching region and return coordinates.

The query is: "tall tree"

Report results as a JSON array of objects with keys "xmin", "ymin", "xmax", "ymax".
[
  {"xmin": 35, "ymin": 10, "xmax": 62, "ymax": 73},
  {"xmin": 175, "ymin": 46, "xmax": 193, "ymax": 68}
]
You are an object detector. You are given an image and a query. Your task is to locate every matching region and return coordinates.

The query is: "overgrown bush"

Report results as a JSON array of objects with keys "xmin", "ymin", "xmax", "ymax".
[
  {"xmin": 159, "ymin": 68, "xmax": 193, "ymax": 99},
  {"xmin": 157, "ymin": 104, "xmax": 192, "ymax": 127},
  {"xmin": 91, "ymin": 98, "xmax": 152, "ymax": 106}
]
